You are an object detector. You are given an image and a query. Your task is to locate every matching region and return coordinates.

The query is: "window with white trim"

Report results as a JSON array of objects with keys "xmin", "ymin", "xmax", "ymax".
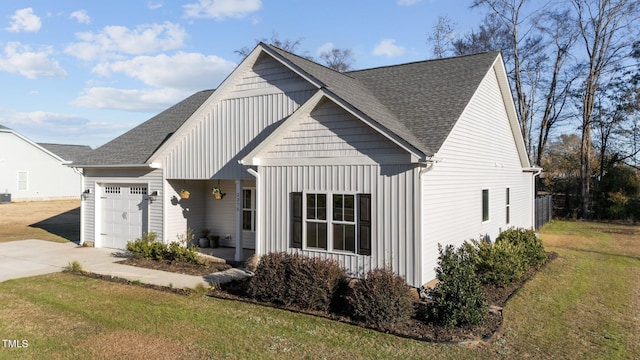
[
  {"xmin": 505, "ymin": 187, "xmax": 510, "ymax": 224},
  {"xmin": 482, "ymin": 189, "xmax": 490, "ymax": 222},
  {"xmin": 291, "ymin": 192, "xmax": 371, "ymax": 255},
  {"xmin": 17, "ymin": 172, "xmax": 28, "ymax": 191},
  {"xmin": 242, "ymin": 188, "xmax": 256, "ymax": 231}
]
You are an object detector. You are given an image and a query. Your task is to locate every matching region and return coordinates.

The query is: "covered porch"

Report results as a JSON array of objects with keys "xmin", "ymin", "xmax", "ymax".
[{"xmin": 166, "ymin": 178, "xmax": 257, "ymax": 262}]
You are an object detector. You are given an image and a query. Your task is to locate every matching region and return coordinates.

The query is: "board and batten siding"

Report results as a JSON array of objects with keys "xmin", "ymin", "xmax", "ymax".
[
  {"xmin": 161, "ymin": 54, "xmax": 316, "ymax": 180},
  {"xmin": 81, "ymin": 168, "xmax": 163, "ymax": 245},
  {"xmin": 259, "ymin": 164, "xmax": 422, "ymax": 286},
  {"xmin": 253, "ymin": 99, "xmax": 423, "ymax": 285},
  {"xmin": 420, "ymin": 67, "xmax": 534, "ymax": 283}
]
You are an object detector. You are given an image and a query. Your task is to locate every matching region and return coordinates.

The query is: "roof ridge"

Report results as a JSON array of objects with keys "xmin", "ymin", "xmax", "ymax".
[
  {"xmin": 347, "ymin": 51, "xmax": 500, "ymax": 74},
  {"xmin": 261, "ymin": 42, "xmax": 356, "ymax": 79}
]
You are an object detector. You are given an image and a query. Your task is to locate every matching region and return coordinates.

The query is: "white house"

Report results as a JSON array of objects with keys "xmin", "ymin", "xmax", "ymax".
[
  {"xmin": 71, "ymin": 43, "xmax": 539, "ymax": 287},
  {"xmin": 0, "ymin": 125, "xmax": 91, "ymax": 201}
]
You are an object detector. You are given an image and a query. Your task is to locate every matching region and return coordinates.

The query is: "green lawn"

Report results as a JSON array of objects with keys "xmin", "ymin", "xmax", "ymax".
[{"xmin": 0, "ymin": 220, "xmax": 638, "ymax": 359}]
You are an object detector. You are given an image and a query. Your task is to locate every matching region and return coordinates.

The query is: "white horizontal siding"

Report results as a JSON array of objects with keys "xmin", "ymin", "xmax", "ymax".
[
  {"xmin": 82, "ymin": 168, "xmax": 163, "ymax": 245},
  {"xmin": 421, "ymin": 67, "xmax": 534, "ymax": 283},
  {"xmin": 259, "ymin": 164, "xmax": 422, "ymax": 287},
  {"xmin": 264, "ymin": 99, "xmax": 407, "ymax": 161}
]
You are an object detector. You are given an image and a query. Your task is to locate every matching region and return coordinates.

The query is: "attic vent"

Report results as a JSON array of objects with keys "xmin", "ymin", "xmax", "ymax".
[
  {"xmin": 104, "ymin": 186, "xmax": 121, "ymax": 194},
  {"xmin": 130, "ymin": 187, "xmax": 148, "ymax": 195}
]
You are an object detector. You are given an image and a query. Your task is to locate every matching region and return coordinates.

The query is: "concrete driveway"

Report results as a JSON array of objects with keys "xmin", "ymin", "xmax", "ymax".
[{"xmin": 0, "ymin": 240, "xmax": 209, "ymax": 289}]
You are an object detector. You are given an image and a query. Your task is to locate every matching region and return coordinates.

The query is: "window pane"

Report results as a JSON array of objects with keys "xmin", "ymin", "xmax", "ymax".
[
  {"xmin": 333, "ymin": 224, "xmax": 344, "ymax": 250},
  {"xmin": 344, "ymin": 224, "xmax": 355, "ymax": 252},
  {"xmin": 243, "ymin": 189, "xmax": 251, "ymax": 208},
  {"xmin": 307, "ymin": 194, "xmax": 316, "ymax": 219},
  {"xmin": 243, "ymin": 210, "xmax": 252, "ymax": 230},
  {"xmin": 307, "ymin": 222, "xmax": 318, "ymax": 248},
  {"xmin": 482, "ymin": 189, "xmax": 489, "ymax": 222},
  {"xmin": 317, "ymin": 194, "xmax": 326, "ymax": 220},
  {"xmin": 333, "ymin": 195, "xmax": 343, "ymax": 221},
  {"xmin": 506, "ymin": 188, "xmax": 510, "ymax": 205},
  {"xmin": 307, "ymin": 222, "xmax": 327, "ymax": 249},
  {"xmin": 344, "ymin": 195, "xmax": 354, "ymax": 221}
]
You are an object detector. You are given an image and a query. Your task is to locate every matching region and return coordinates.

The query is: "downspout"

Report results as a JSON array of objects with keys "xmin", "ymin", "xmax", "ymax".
[
  {"xmin": 246, "ymin": 168, "xmax": 260, "ymax": 255},
  {"xmin": 416, "ymin": 158, "xmax": 437, "ymax": 288}
]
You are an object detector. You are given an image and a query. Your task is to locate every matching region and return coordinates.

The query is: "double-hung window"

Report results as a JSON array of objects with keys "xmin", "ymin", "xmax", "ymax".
[
  {"xmin": 291, "ymin": 192, "xmax": 370, "ymax": 255},
  {"xmin": 482, "ymin": 189, "xmax": 490, "ymax": 222}
]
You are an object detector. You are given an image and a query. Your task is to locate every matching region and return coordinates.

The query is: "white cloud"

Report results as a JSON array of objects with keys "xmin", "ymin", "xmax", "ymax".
[
  {"xmin": 6, "ymin": 8, "xmax": 42, "ymax": 32},
  {"xmin": 0, "ymin": 42, "xmax": 66, "ymax": 79},
  {"xmin": 372, "ymin": 39, "xmax": 406, "ymax": 57},
  {"xmin": 148, "ymin": 1, "xmax": 163, "ymax": 10},
  {"xmin": 397, "ymin": 0, "xmax": 422, "ymax": 5},
  {"xmin": 316, "ymin": 42, "xmax": 334, "ymax": 56},
  {"xmin": 93, "ymin": 52, "xmax": 236, "ymax": 90},
  {"xmin": 65, "ymin": 22, "xmax": 187, "ymax": 61},
  {"xmin": 70, "ymin": 10, "xmax": 90, "ymax": 24},
  {"xmin": 71, "ymin": 87, "xmax": 190, "ymax": 112},
  {"xmin": 184, "ymin": 0, "xmax": 262, "ymax": 20}
]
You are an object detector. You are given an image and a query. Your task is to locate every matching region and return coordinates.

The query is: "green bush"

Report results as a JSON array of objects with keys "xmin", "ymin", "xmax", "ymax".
[
  {"xmin": 126, "ymin": 232, "xmax": 201, "ymax": 265},
  {"xmin": 468, "ymin": 238, "xmax": 527, "ymax": 285},
  {"xmin": 345, "ymin": 268, "xmax": 415, "ymax": 329},
  {"xmin": 426, "ymin": 244, "xmax": 487, "ymax": 327},
  {"xmin": 496, "ymin": 227, "xmax": 547, "ymax": 268},
  {"xmin": 248, "ymin": 252, "xmax": 347, "ymax": 312}
]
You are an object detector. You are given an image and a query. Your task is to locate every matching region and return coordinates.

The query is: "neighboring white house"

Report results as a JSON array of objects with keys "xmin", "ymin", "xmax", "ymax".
[
  {"xmin": 0, "ymin": 125, "xmax": 91, "ymax": 201},
  {"xmin": 71, "ymin": 43, "xmax": 539, "ymax": 287}
]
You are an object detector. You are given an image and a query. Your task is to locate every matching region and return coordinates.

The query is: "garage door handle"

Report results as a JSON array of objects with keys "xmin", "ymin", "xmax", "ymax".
[{"xmin": 100, "ymin": 233, "xmax": 107, "ymax": 235}]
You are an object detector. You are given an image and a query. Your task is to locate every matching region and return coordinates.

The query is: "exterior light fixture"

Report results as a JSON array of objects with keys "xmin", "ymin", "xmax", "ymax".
[{"xmin": 149, "ymin": 190, "xmax": 158, "ymax": 202}]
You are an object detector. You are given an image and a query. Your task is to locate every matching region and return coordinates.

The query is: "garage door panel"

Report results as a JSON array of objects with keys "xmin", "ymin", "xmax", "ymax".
[{"xmin": 100, "ymin": 184, "xmax": 148, "ymax": 249}]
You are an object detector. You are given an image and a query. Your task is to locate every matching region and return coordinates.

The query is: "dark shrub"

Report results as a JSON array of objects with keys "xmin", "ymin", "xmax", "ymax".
[
  {"xmin": 345, "ymin": 268, "xmax": 415, "ymax": 329},
  {"xmin": 248, "ymin": 252, "xmax": 347, "ymax": 312},
  {"xmin": 426, "ymin": 244, "xmax": 487, "ymax": 327},
  {"xmin": 496, "ymin": 228, "xmax": 547, "ymax": 268}
]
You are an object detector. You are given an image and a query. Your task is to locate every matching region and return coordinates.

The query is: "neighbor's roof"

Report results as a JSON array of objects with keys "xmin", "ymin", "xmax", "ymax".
[
  {"xmin": 76, "ymin": 45, "xmax": 500, "ymax": 166},
  {"xmin": 73, "ymin": 90, "xmax": 214, "ymax": 166},
  {"xmin": 38, "ymin": 143, "xmax": 93, "ymax": 162}
]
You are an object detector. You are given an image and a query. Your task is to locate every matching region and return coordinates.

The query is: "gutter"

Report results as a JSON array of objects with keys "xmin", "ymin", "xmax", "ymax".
[{"xmin": 65, "ymin": 162, "xmax": 162, "ymax": 169}]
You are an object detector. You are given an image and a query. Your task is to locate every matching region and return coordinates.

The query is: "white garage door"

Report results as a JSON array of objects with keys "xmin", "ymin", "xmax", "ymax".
[{"xmin": 100, "ymin": 184, "xmax": 149, "ymax": 249}]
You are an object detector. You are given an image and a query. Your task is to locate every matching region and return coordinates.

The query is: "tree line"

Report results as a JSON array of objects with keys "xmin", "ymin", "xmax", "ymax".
[{"xmin": 430, "ymin": 0, "xmax": 640, "ymax": 220}]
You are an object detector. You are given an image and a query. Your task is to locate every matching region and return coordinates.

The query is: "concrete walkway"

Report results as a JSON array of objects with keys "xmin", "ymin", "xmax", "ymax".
[{"xmin": 0, "ymin": 240, "xmax": 211, "ymax": 289}]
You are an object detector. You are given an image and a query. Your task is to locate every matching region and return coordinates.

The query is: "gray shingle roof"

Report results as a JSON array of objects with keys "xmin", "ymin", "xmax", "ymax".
[
  {"xmin": 265, "ymin": 44, "xmax": 499, "ymax": 156},
  {"xmin": 74, "ymin": 90, "xmax": 213, "ymax": 166},
  {"xmin": 38, "ymin": 143, "xmax": 93, "ymax": 162},
  {"xmin": 78, "ymin": 45, "xmax": 500, "ymax": 167},
  {"xmin": 349, "ymin": 52, "xmax": 499, "ymax": 156}
]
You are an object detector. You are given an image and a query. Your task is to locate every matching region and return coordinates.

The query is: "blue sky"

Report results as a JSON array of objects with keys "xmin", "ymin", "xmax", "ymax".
[{"xmin": 0, "ymin": 0, "xmax": 487, "ymax": 148}]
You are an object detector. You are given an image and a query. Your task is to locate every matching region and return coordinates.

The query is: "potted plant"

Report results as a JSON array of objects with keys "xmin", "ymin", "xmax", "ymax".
[
  {"xmin": 208, "ymin": 234, "xmax": 219, "ymax": 248},
  {"xmin": 212, "ymin": 187, "xmax": 224, "ymax": 200},
  {"xmin": 199, "ymin": 228, "xmax": 211, "ymax": 248},
  {"xmin": 178, "ymin": 189, "xmax": 190, "ymax": 199}
]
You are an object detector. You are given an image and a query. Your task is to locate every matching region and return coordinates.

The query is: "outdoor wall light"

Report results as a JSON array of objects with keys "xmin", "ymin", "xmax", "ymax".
[
  {"xmin": 149, "ymin": 190, "xmax": 158, "ymax": 202},
  {"xmin": 81, "ymin": 188, "xmax": 91, "ymax": 200}
]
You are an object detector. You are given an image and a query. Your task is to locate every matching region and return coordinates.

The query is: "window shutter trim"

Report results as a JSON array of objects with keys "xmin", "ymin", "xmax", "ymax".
[
  {"xmin": 357, "ymin": 194, "xmax": 371, "ymax": 255},
  {"xmin": 291, "ymin": 192, "xmax": 303, "ymax": 249}
]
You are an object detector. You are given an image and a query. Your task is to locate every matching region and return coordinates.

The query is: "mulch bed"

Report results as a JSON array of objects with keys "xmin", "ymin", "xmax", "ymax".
[
  {"xmin": 72, "ymin": 251, "xmax": 558, "ymax": 344},
  {"xmin": 117, "ymin": 258, "xmax": 231, "ymax": 276}
]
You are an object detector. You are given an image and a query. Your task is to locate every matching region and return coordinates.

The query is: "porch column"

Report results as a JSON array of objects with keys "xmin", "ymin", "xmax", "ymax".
[{"xmin": 235, "ymin": 179, "xmax": 243, "ymax": 262}]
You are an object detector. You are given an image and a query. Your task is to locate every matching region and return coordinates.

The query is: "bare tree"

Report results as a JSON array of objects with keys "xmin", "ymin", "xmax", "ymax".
[
  {"xmin": 234, "ymin": 32, "xmax": 355, "ymax": 72},
  {"xmin": 427, "ymin": 16, "xmax": 457, "ymax": 58},
  {"xmin": 472, "ymin": 0, "xmax": 542, "ymax": 155},
  {"xmin": 571, "ymin": 0, "xmax": 640, "ymax": 217},
  {"xmin": 318, "ymin": 48, "xmax": 354, "ymax": 72},
  {"xmin": 533, "ymin": 8, "xmax": 579, "ymax": 166}
]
